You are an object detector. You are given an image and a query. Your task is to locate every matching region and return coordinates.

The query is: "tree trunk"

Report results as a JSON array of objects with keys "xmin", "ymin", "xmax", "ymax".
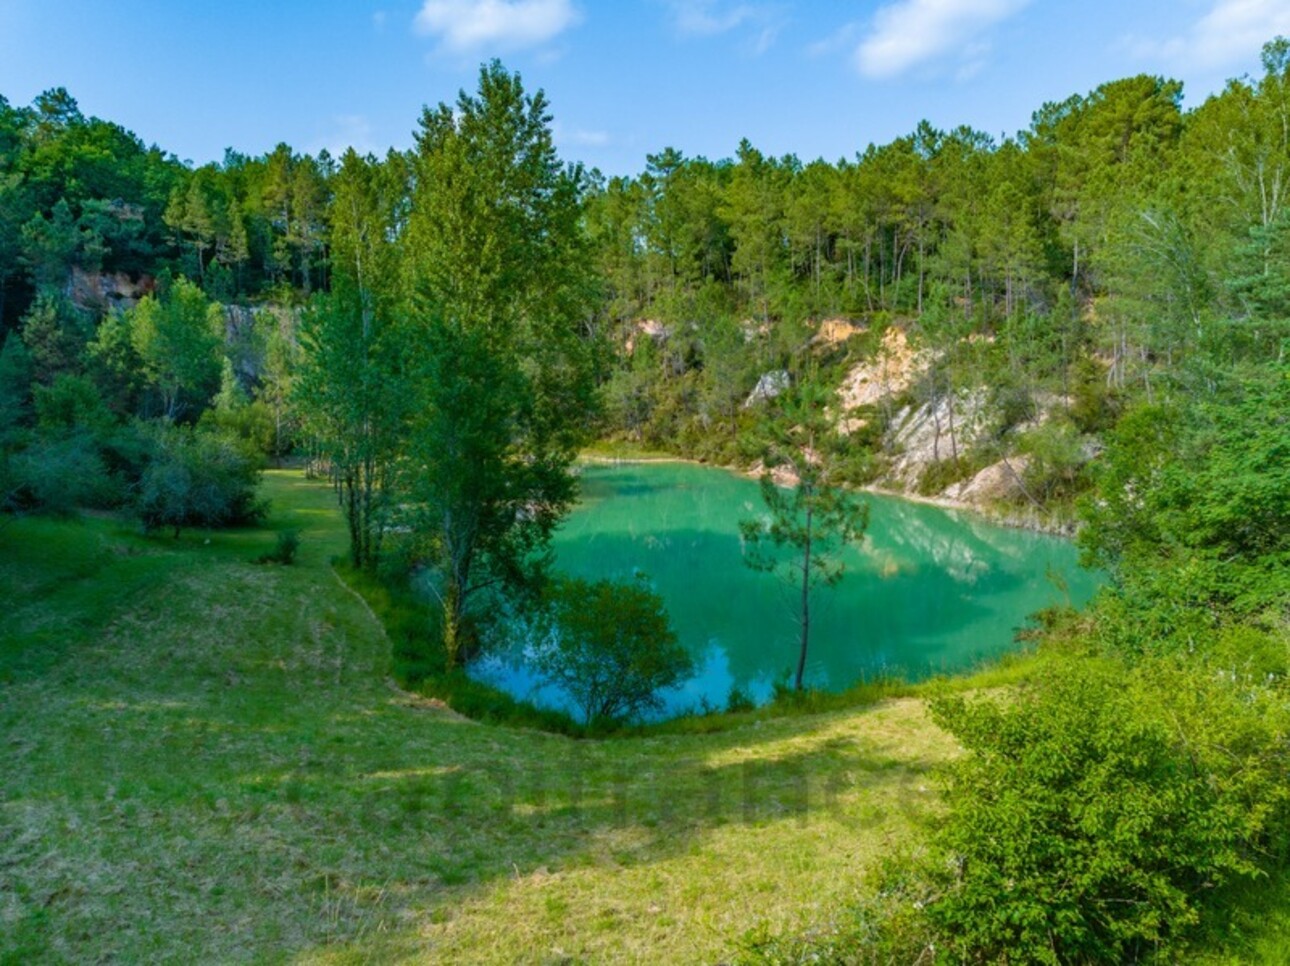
[
  {"xmin": 930, "ymin": 378, "xmax": 943, "ymax": 464},
  {"xmin": 442, "ymin": 579, "xmax": 462, "ymax": 670},
  {"xmin": 863, "ymin": 237, "xmax": 875, "ymax": 312},
  {"xmin": 917, "ymin": 235, "xmax": 925, "ymax": 316},
  {"xmin": 795, "ymin": 501, "xmax": 813, "ymax": 691}
]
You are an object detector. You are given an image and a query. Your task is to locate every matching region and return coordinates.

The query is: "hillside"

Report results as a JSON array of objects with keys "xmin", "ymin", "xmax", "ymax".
[
  {"xmin": 0, "ymin": 472, "xmax": 958, "ymax": 963},
  {"xmin": 3, "ymin": 46, "xmax": 1289, "ymax": 964}
]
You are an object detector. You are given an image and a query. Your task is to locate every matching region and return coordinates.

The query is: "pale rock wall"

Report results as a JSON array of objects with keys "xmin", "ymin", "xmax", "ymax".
[
  {"xmin": 885, "ymin": 389, "xmax": 993, "ymax": 488},
  {"xmin": 836, "ymin": 327, "xmax": 923, "ymax": 415}
]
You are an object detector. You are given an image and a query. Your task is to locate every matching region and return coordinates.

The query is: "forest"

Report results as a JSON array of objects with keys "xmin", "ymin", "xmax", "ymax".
[{"xmin": 1, "ymin": 37, "xmax": 1289, "ymax": 964}]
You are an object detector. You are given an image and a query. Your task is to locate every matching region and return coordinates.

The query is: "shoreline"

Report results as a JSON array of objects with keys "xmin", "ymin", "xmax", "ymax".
[{"xmin": 578, "ymin": 449, "xmax": 1078, "ymax": 537}]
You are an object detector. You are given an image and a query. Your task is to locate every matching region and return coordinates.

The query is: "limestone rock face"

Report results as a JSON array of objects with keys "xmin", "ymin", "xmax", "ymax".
[
  {"xmin": 747, "ymin": 458, "xmax": 801, "ymax": 489},
  {"xmin": 886, "ymin": 389, "xmax": 992, "ymax": 488},
  {"xmin": 812, "ymin": 317, "xmax": 864, "ymax": 346},
  {"xmin": 224, "ymin": 303, "xmax": 257, "ymax": 341},
  {"xmin": 743, "ymin": 369, "xmax": 790, "ymax": 408},
  {"xmin": 836, "ymin": 327, "xmax": 923, "ymax": 416},
  {"xmin": 943, "ymin": 456, "xmax": 1032, "ymax": 505},
  {"xmin": 624, "ymin": 318, "xmax": 671, "ymax": 355}
]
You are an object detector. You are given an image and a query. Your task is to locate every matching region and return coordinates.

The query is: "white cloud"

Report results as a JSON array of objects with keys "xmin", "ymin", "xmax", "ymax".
[
  {"xmin": 312, "ymin": 115, "xmax": 379, "ymax": 159},
  {"xmin": 414, "ymin": 0, "xmax": 580, "ymax": 53},
  {"xmin": 668, "ymin": 0, "xmax": 757, "ymax": 36},
  {"xmin": 664, "ymin": 0, "xmax": 786, "ymax": 54},
  {"xmin": 854, "ymin": 0, "xmax": 1029, "ymax": 79},
  {"xmin": 553, "ymin": 121, "xmax": 610, "ymax": 148},
  {"xmin": 1129, "ymin": 0, "xmax": 1290, "ymax": 71}
]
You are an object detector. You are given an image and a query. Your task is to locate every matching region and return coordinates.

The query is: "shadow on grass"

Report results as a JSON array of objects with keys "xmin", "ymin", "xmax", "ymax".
[
  {"xmin": 0, "ymin": 470, "xmax": 952, "ymax": 963},
  {"xmin": 236, "ymin": 698, "xmax": 946, "ymax": 960}
]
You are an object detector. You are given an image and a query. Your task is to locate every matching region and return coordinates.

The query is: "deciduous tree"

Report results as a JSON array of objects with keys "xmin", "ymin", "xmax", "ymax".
[{"xmin": 399, "ymin": 62, "xmax": 598, "ymax": 667}]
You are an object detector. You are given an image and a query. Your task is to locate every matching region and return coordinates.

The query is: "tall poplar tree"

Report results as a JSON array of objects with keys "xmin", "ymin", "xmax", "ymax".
[
  {"xmin": 296, "ymin": 149, "xmax": 404, "ymax": 569},
  {"xmin": 400, "ymin": 62, "xmax": 597, "ymax": 668}
]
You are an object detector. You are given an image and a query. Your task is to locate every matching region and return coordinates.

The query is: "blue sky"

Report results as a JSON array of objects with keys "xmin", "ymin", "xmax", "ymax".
[{"xmin": 2, "ymin": 1, "xmax": 1289, "ymax": 175}]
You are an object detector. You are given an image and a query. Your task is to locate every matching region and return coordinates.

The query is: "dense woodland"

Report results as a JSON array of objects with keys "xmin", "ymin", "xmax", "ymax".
[
  {"xmin": 2, "ymin": 42, "xmax": 1290, "ymax": 963},
  {"xmin": 5, "ymin": 45, "xmax": 1290, "ymax": 500}
]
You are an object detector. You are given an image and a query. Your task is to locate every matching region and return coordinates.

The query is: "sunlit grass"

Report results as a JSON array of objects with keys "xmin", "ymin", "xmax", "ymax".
[
  {"xmin": 0, "ymin": 470, "xmax": 959, "ymax": 963},
  {"xmin": 4, "ymin": 471, "xmax": 1284, "ymax": 961}
]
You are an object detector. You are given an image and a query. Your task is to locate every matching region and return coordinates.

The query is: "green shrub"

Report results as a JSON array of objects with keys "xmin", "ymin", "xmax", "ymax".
[
  {"xmin": 925, "ymin": 656, "xmax": 1289, "ymax": 964},
  {"xmin": 532, "ymin": 575, "xmax": 692, "ymax": 725},
  {"xmin": 33, "ymin": 375, "xmax": 115, "ymax": 434},
  {"xmin": 726, "ymin": 685, "xmax": 756, "ymax": 714},
  {"xmin": 915, "ymin": 455, "xmax": 978, "ymax": 496},
  {"xmin": 199, "ymin": 397, "xmax": 276, "ymax": 457},
  {"xmin": 1017, "ymin": 417, "xmax": 1088, "ymax": 503},
  {"xmin": 1080, "ymin": 370, "xmax": 1290, "ymax": 613},
  {"xmin": 1070, "ymin": 355, "xmax": 1120, "ymax": 433},
  {"xmin": 137, "ymin": 426, "xmax": 264, "ymax": 536},
  {"xmin": 990, "ymin": 382, "xmax": 1037, "ymax": 437},
  {"xmin": 10, "ymin": 434, "xmax": 117, "ymax": 514},
  {"xmin": 256, "ymin": 529, "xmax": 299, "ymax": 565}
]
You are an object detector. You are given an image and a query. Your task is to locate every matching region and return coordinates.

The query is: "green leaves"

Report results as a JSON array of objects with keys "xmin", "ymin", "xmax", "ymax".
[
  {"xmin": 739, "ymin": 379, "xmax": 869, "ymax": 689},
  {"xmin": 532, "ymin": 575, "xmax": 691, "ymax": 725},
  {"xmin": 928, "ymin": 655, "xmax": 1288, "ymax": 963},
  {"xmin": 125, "ymin": 279, "xmax": 223, "ymax": 420},
  {"xmin": 135, "ymin": 424, "xmax": 264, "ymax": 537},
  {"xmin": 1080, "ymin": 364, "xmax": 1290, "ymax": 615},
  {"xmin": 385, "ymin": 63, "xmax": 598, "ymax": 664}
]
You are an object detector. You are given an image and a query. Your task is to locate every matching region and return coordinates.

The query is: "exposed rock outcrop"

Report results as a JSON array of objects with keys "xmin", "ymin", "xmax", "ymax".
[
  {"xmin": 943, "ymin": 456, "xmax": 1032, "ymax": 505},
  {"xmin": 812, "ymin": 317, "xmax": 864, "ymax": 346},
  {"xmin": 743, "ymin": 369, "xmax": 790, "ymax": 408},
  {"xmin": 68, "ymin": 267, "xmax": 155, "ymax": 313},
  {"xmin": 886, "ymin": 389, "xmax": 992, "ymax": 489},
  {"xmin": 746, "ymin": 458, "xmax": 802, "ymax": 489},
  {"xmin": 836, "ymin": 327, "xmax": 924, "ymax": 417},
  {"xmin": 624, "ymin": 319, "xmax": 671, "ymax": 355}
]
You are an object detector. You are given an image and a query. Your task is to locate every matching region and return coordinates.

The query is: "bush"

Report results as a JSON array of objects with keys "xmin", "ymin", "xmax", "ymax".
[
  {"xmin": 924, "ymin": 656, "xmax": 1289, "ymax": 964},
  {"xmin": 137, "ymin": 426, "xmax": 264, "ymax": 536},
  {"xmin": 915, "ymin": 455, "xmax": 978, "ymax": 496},
  {"xmin": 1070, "ymin": 355, "xmax": 1120, "ymax": 433},
  {"xmin": 199, "ymin": 397, "xmax": 276, "ymax": 458},
  {"xmin": 33, "ymin": 375, "xmax": 115, "ymax": 435},
  {"xmin": 9, "ymin": 435, "xmax": 117, "ymax": 514},
  {"xmin": 1080, "ymin": 369, "xmax": 1290, "ymax": 613},
  {"xmin": 1017, "ymin": 418, "xmax": 1088, "ymax": 503},
  {"xmin": 532, "ymin": 575, "xmax": 692, "ymax": 725},
  {"xmin": 726, "ymin": 685, "xmax": 756, "ymax": 714},
  {"xmin": 255, "ymin": 529, "xmax": 299, "ymax": 565}
]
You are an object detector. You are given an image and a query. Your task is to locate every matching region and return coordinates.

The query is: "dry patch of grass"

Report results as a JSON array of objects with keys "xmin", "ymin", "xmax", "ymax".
[{"xmin": 0, "ymin": 471, "xmax": 957, "ymax": 963}]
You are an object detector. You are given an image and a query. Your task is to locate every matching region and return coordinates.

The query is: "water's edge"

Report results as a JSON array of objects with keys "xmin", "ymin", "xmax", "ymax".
[{"xmin": 579, "ymin": 452, "xmax": 1078, "ymax": 537}]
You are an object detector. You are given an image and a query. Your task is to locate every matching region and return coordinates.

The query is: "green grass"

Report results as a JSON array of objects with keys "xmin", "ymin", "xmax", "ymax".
[
  {"xmin": 4, "ymin": 471, "xmax": 1283, "ymax": 962},
  {"xmin": 0, "ymin": 471, "xmax": 957, "ymax": 963}
]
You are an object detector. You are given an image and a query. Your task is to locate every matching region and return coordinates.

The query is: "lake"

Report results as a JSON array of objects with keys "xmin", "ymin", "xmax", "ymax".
[{"xmin": 471, "ymin": 461, "xmax": 1101, "ymax": 718}]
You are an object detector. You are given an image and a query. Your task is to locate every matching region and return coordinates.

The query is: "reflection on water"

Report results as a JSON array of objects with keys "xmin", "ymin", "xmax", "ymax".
[{"xmin": 471, "ymin": 462, "xmax": 1102, "ymax": 719}]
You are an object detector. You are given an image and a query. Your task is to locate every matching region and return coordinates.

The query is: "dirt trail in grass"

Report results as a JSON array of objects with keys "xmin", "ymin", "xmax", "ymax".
[{"xmin": 0, "ymin": 471, "xmax": 956, "ymax": 964}]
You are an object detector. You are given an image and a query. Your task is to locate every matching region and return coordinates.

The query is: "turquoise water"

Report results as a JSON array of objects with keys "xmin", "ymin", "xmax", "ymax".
[{"xmin": 472, "ymin": 462, "xmax": 1101, "ymax": 718}]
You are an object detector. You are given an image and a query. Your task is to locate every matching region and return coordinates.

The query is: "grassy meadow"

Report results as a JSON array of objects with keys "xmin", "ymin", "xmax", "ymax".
[{"xmin": 1, "ymin": 470, "xmax": 962, "ymax": 963}]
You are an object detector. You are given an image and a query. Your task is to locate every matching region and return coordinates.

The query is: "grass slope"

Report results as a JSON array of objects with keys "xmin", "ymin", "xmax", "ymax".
[{"xmin": 0, "ymin": 471, "xmax": 956, "ymax": 964}]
